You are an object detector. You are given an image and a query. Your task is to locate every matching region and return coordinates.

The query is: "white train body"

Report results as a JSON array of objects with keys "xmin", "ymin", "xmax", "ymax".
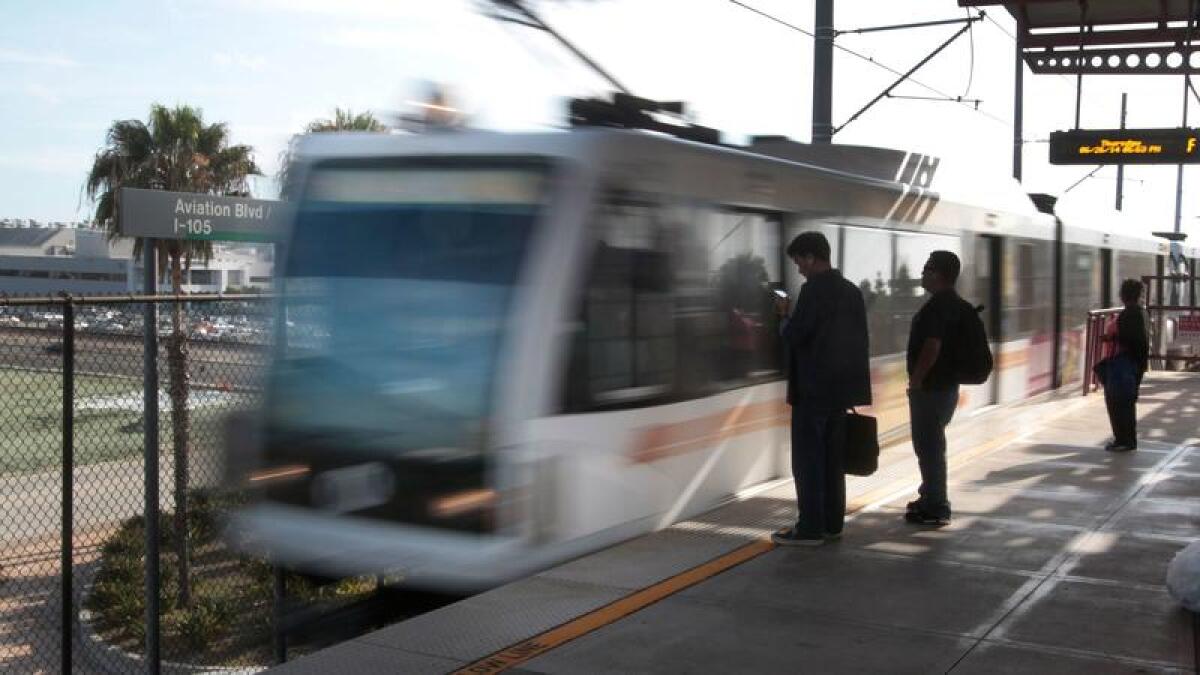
[{"xmin": 225, "ymin": 129, "xmax": 1180, "ymax": 592}]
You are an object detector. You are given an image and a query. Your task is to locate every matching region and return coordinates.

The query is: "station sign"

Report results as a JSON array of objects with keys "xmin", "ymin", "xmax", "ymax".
[
  {"xmin": 119, "ymin": 187, "xmax": 288, "ymax": 242},
  {"xmin": 1049, "ymin": 128, "xmax": 1200, "ymax": 165}
]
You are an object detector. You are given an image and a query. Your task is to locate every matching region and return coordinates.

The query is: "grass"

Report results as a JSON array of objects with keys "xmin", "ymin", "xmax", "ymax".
[
  {"xmin": 84, "ymin": 491, "xmax": 376, "ymax": 667},
  {"xmin": 0, "ymin": 368, "xmax": 249, "ymax": 475}
]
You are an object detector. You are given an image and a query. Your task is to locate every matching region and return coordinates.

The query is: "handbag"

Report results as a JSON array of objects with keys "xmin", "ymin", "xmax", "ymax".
[{"xmin": 843, "ymin": 409, "xmax": 879, "ymax": 477}]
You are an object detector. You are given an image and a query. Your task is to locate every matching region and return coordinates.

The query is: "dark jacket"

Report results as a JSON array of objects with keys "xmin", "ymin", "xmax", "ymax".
[
  {"xmin": 1117, "ymin": 306, "xmax": 1150, "ymax": 373},
  {"xmin": 783, "ymin": 268, "xmax": 872, "ymax": 409}
]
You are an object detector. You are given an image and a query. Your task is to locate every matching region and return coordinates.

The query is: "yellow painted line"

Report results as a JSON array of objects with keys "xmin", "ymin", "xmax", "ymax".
[
  {"xmin": 450, "ymin": 539, "xmax": 775, "ymax": 674},
  {"xmin": 450, "ymin": 398, "xmax": 1086, "ymax": 674}
]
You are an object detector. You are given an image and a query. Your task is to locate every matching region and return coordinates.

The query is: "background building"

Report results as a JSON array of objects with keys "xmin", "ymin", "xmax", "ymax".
[{"xmin": 0, "ymin": 222, "xmax": 273, "ymax": 296}]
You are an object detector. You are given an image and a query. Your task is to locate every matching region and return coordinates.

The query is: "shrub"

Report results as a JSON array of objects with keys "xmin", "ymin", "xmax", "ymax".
[{"xmin": 84, "ymin": 487, "xmax": 376, "ymax": 665}]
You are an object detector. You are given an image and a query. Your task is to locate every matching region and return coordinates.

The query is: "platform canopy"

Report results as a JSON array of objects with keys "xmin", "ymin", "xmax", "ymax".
[{"xmin": 960, "ymin": 0, "xmax": 1200, "ymax": 74}]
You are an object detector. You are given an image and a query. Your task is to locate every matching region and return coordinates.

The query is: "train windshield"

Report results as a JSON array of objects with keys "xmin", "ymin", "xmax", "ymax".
[{"xmin": 270, "ymin": 164, "xmax": 546, "ymax": 456}]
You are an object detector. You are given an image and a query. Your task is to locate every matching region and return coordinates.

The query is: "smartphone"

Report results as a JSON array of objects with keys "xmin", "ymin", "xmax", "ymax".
[{"xmin": 772, "ymin": 288, "xmax": 788, "ymax": 299}]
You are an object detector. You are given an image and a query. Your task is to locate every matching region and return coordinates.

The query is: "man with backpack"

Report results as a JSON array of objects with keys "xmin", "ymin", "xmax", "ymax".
[{"xmin": 905, "ymin": 250, "xmax": 991, "ymax": 527}]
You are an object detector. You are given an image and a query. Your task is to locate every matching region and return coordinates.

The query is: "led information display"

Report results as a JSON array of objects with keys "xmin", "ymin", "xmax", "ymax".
[{"xmin": 1050, "ymin": 128, "xmax": 1200, "ymax": 165}]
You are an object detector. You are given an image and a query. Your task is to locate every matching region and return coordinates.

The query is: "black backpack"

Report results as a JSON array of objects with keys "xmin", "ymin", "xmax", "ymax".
[{"xmin": 952, "ymin": 300, "xmax": 993, "ymax": 385}]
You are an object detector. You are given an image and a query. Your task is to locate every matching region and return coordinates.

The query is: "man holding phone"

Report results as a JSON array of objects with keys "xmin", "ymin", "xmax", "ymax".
[{"xmin": 772, "ymin": 232, "xmax": 871, "ymax": 546}]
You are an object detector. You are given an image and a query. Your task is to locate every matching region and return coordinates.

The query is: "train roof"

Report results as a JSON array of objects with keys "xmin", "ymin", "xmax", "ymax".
[
  {"xmin": 1045, "ymin": 197, "xmax": 1174, "ymax": 256},
  {"xmin": 293, "ymin": 128, "xmax": 1196, "ymax": 257},
  {"xmin": 293, "ymin": 128, "xmax": 1044, "ymax": 225}
]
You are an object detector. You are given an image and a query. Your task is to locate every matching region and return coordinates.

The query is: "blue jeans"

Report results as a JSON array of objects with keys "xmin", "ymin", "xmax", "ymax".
[
  {"xmin": 908, "ymin": 387, "xmax": 959, "ymax": 519},
  {"xmin": 791, "ymin": 406, "xmax": 847, "ymax": 538}
]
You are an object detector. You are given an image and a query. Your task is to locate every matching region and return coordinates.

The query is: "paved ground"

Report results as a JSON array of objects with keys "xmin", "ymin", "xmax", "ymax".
[
  {"xmin": 0, "ymin": 454, "xmax": 225, "ymax": 675},
  {"xmin": 0, "ymin": 537, "xmax": 105, "ymax": 675},
  {"xmin": 270, "ymin": 372, "xmax": 1200, "ymax": 674},
  {"xmin": 0, "ymin": 452, "xmax": 225, "ymax": 550}
]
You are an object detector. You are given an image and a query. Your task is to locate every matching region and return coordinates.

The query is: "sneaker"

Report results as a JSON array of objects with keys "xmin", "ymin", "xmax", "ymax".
[
  {"xmin": 905, "ymin": 500, "xmax": 922, "ymax": 513},
  {"xmin": 772, "ymin": 528, "xmax": 826, "ymax": 547},
  {"xmin": 824, "ymin": 530, "xmax": 843, "ymax": 541},
  {"xmin": 903, "ymin": 509, "xmax": 950, "ymax": 527},
  {"xmin": 1104, "ymin": 442, "xmax": 1136, "ymax": 452}
]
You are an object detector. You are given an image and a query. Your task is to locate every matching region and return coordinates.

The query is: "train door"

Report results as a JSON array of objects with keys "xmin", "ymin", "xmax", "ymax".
[
  {"xmin": 1052, "ymin": 219, "xmax": 1063, "ymax": 389},
  {"xmin": 1101, "ymin": 248, "xmax": 1113, "ymax": 307},
  {"xmin": 975, "ymin": 234, "xmax": 1003, "ymax": 407},
  {"xmin": 1185, "ymin": 254, "xmax": 1195, "ymax": 307}
]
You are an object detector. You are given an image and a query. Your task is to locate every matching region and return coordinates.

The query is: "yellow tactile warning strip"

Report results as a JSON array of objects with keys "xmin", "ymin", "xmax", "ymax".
[
  {"xmin": 448, "ymin": 539, "xmax": 774, "ymax": 675},
  {"xmin": 450, "ymin": 401, "xmax": 1081, "ymax": 674}
]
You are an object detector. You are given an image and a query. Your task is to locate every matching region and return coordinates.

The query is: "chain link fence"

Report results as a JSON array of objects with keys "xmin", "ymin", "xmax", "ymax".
[{"xmin": 0, "ymin": 294, "xmax": 275, "ymax": 673}]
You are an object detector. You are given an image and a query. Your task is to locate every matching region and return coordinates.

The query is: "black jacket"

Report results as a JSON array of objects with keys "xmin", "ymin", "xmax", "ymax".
[
  {"xmin": 1117, "ymin": 306, "xmax": 1149, "ymax": 373},
  {"xmin": 783, "ymin": 269, "xmax": 872, "ymax": 409}
]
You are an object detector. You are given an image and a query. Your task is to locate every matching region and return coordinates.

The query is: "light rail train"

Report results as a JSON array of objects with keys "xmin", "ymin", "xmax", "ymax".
[{"xmin": 225, "ymin": 124, "xmax": 1196, "ymax": 592}]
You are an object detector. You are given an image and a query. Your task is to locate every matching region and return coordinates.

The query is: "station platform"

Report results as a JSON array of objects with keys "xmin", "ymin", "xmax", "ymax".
[{"xmin": 270, "ymin": 373, "xmax": 1200, "ymax": 674}]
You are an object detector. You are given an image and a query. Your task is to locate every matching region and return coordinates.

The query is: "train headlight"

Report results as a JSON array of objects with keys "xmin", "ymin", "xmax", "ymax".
[
  {"xmin": 247, "ymin": 463, "xmax": 311, "ymax": 484},
  {"xmin": 429, "ymin": 488, "xmax": 497, "ymax": 518}
]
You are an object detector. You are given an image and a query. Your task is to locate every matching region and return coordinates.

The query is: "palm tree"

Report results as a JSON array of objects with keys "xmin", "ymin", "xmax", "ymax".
[
  {"xmin": 304, "ymin": 107, "xmax": 386, "ymax": 133},
  {"xmin": 277, "ymin": 108, "xmax": 386, "ymax": 197},
  {"xmin": 85, "ymin": 104, "xmax": 259, "ymax": 609}
]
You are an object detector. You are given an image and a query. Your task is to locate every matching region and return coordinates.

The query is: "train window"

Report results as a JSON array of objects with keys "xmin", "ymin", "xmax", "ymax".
[
  {"xmin": 842, "ymin": 226, "xmax": 894, "ymax": 356},
  {"xmin": 702, "ymin": 208, "xmax": 783, "ymax": 385},
  {"xmin": 840, "ymin": 227, "xmax": 960, "ymax": 357},
  {"xmin": 1060, "ymin": 244, "xmax": 1101, "ymax": 385},
  {"xmin": 1063, "ymin": 246, "xmax": 1101, "ymax": 326},
  {"xmin": 892, "ymin": 231, "xmax": 960, "ymax": 355},
  {"xmin": 1005, "ymin": 239, "xmax": 1053, "ymax": 337},
  {"xmin": 561, "ymin": 198, "xmax": 786, "ymax": 413},
  {"xmin": 1116, "ymin": 251, "xmax": 1156, "ymax": 289},
  {"xmin": 1017, "ymin": 243, "xmax": 1036, "ymax": 333},
  {"xmin": 564, "ymin": 196, "xmax": 677, "ymax": 409}
]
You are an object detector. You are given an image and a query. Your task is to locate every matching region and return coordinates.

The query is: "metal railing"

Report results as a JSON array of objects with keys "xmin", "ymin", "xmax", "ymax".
[
  {"xmin": 1082, "ymin": 307, "xmax": 1122, "ymax": 395},
  {"xmin": 0, "ymin": 292, "xmax": 273, "ymax": 674},
  {"xmin": 1141, "ymin": 274, "xmax": 1200, "ymax": 372},
  {"xmin": 1083, "ymin": 273, "xmax": 1200, "ymax": 396}
]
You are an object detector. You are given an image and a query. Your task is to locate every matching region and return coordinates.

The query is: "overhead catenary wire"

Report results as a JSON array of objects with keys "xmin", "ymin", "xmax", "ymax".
[
  {"xmin": 963, "ymin": 7, "xmax": 975, "ymax": 100},
  {"xmin": 981, "ymin": 11, "xmax": 1015, "ymax": 41},
  {"xmin": 887, "ymin": 93, "xmax": 982, "ymax": 107},
  {"xmin": 980, "ymin": 9, "xmax": 1078, "ymax": 88},
  {"xmin": 492, "ymin": 16, "xmax": 604, "ymax": 94},
  {"xmin": 725, "ymin": 0, "xmax": 1011, "ymax": 127},
  {"xmin": 1064, "ymin": 166, "xmax": 1104, "ymax": 193}
]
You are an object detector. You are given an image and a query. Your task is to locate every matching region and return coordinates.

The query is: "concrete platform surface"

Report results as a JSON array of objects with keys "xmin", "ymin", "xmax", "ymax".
[{"xmin": 269, "ymin": 373, "xmax": 1200, "ymax": 674}]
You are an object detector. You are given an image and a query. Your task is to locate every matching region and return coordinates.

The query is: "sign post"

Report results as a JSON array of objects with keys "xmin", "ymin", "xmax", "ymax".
[{"xmin": 118, "ymin": 187, "xmax": 285, "ymax": 672}]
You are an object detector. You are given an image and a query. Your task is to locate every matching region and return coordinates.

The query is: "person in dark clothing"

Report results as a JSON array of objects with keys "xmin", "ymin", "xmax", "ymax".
[
  {"xmin": 1103, "ymin": 279, "xmax": 1149, "ymax": 452},
  {"xmin": 905, "ymin": 250, "xmax": 964, "ymax": 527},
  {"xmin": 772, "ymin": 232, "xmax": 871, "ymax": 547}
]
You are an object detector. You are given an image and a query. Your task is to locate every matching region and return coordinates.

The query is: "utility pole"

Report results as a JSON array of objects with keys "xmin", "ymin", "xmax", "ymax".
[
  {"xmin": 812, "ymin": 0, "xmax": 834, "ymax": 144},
  {"xmin": 1171, "ymin": 77, "xmax": 1189, "ymax": 285},
  {"xmin": 1116, "ymin": 93, "xmax": 1127, "ymax": 211},
  {"xmin": 1013, "ymin": 15, "xmax": 1024, "ymax": 181}
]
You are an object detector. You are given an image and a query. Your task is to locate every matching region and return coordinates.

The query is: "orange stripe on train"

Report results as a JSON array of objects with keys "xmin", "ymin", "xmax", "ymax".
[{"xmin": 628, "ymin": 399, "xmax": 789, "ymax": 464}]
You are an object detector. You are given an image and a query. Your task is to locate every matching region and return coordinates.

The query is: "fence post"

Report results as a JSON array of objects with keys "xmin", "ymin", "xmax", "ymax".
[
  {"xmin": 272, "ymin": 240, "xmax": 289, "ymax": 665},
  {"xmin": 1083, "ymin": 314, "xmax": 1093, "ymax": 396},
  {"xmin": 143, "ymin": 244, "xmax": 162, "ymax": 675},
  {"xmin": 61, "ymin": 296, "xmax": 74, "ymax": 674},
  {"xmin": 273, "ymin": 566, "xmax": 287, "ymax": 663}
]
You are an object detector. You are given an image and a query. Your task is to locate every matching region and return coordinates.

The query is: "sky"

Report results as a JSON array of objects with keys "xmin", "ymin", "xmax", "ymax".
[{"xmin": 1, "ymin": 0, "xmax": 1197, "ymax": 240}]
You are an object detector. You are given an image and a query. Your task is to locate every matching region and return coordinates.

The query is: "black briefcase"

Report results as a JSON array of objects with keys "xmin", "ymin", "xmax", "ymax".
[{"xmin": 843, "ymin": 410, "xmax": 879, "ymax": 477}]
